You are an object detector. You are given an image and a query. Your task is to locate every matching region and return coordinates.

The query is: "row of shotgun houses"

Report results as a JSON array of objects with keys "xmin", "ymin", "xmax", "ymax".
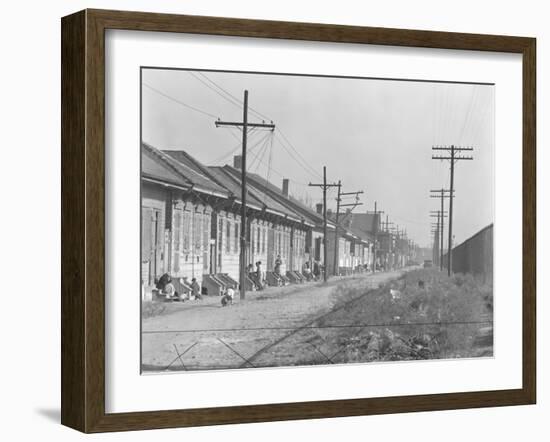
[
  {"xmin": 141, "ymin": 142, "xmax": 414, "ymax": 298},
  {"xmin": 332, "ymin": 212, "xmax": 418, "ymax": 271}
]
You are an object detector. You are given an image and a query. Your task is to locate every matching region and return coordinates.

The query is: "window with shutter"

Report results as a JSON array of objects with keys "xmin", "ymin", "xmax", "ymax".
[
  {"xmin": 194, "ymin": 212, "xmax": 202, "ymax": 252},
  {"xmin": 218, "ymin": 217, "xmax": 223, "ymax": 268},
  {"xmin": 226, "ymin": 220, "xmax": 231, "ymax": 253},
  {"xmin": 235, "ymin": 221, "xmax": 240, "ymax": 254},
  {"xmin": 172, "ymin": 208, "xmax": 182, "ymax": 273},
  {"xmin": 141, "ymin": 207, "xmax": 152, "ymax": 262},
  {"xmin": 182, "ymin": 210, "xmax": 191, "ymax": 252},
  {"xmin": 203, "ymin": 213, "xmax": 210, "ymax": 272}
]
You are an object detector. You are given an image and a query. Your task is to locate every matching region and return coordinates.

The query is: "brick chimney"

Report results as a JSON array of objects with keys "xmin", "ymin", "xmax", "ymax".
[
  {"xmin": 327, "ymin": 208, "xmax": 333, "ymax": 217},
  {"xmin": 233, "ymin": 155, "xmax": 242, "ymax": 169},
  {"xmin": 282, "ymin": 178, "xmax": 289, "ymax": 197},
  {"xmin": 316, "ymin": 203, "xmax": 323, "ymax": 214}
]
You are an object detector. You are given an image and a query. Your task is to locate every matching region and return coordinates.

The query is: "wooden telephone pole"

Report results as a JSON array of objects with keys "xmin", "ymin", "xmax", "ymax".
[
  {"xmin": 430, "ymin": 210, "xmax": 447, "ymax": 268},
  {"xmin": 215, "ymin": 90, "xmax": 275, "ymax": 299},
  {"xmin": 432, "ymin": 145, "xmax": 473, "ymax": 276},
  {"xmin": 309, "ymin": 168, "xmax": 339, "ymax": 283},
  {"xmin": 384, "ymin": 214, "xmax": 394, "ymax": 233},
  {"xmin": 367, "ymin": 202, "xmax": 384, "ymax": 273},
  {"xmin": 430, "ymin": 188, "xmax": 453, "ymax": 271},
  {"xmin": 333, "ymin": 185, "xmax": 363, "ymax": 276}
]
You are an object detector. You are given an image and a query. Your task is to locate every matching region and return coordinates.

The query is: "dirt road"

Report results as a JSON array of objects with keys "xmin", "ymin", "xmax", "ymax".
[{"xmin": 142, "ymin": 270, "xmax": 404, "ymax": 372}]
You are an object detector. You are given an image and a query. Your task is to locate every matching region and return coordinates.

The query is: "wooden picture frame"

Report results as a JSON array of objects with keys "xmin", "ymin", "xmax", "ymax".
[{"xmin": 61, "ymin": 9, "xmax": 536, "ymax": 433}]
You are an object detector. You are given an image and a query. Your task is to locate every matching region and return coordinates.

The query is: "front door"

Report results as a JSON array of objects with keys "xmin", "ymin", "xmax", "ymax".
[
  {"xmin": 209, "ymin": 242, "xmax": 216, "ymax": 274},
  {"xmin": 150, "ymin": 208, "xmax": 162, "ymax": 283}
]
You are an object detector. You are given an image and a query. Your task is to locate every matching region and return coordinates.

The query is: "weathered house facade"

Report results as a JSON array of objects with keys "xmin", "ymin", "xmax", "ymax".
[
  {"xmin": 327, "ymin": 211, "xmax": 376, "ymax": 274},
  {"xmin": 141, "ymin": 143, "xmax": 231, "ymax": 295},
  {"xmin": 142, "ymin": 143, "xmax": 377, "ymax": 297}
]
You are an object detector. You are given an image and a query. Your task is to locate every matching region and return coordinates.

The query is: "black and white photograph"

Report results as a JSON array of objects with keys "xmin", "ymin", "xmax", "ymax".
[{"xmin": 140, "ymin": 67, "xmax": 494, "ymax": 373}]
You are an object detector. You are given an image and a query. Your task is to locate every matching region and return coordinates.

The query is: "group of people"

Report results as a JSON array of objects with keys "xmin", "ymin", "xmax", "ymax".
[
  {"xmin": 154, "ymin": 256, "xmax": 324, "ymax": 305},
  {"xmin": 155, "ymin": 273, "xmax": 202, "ymax": 302},
  {"xmin": 302, "ymin": 260, "xmax": 322, "ymax": 281},
  {"xmin": 157, "ymin": 273, "xmax": 236, "ymax": 307}
]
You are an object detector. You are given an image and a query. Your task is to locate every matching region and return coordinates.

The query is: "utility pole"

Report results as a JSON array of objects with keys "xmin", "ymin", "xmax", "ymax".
[
  {"xmin": 384, "ymin": 214, "xmax": 394, "ymax": 233},
  {"xmin": 432, "ymin": 145, "xmax": 473, "ymax": 276},
  {"xmin": 367, "ymin": 202, "xmax": 384, "ymax": 273},
  {"xmin": 333, "ymin": 186, "xmax": 363, "ymax": 276},
  {"xmin": 333, "ymin": 181, "xmax": 342, "ymax": 277},
  {"xmin": 215, "ymin": 90, "xmax": 275, "ymax": 299},
  {"xmin": 430, "ymin": 188, "xmax": 453, "ymax": 271},
  {"xmin": 309, "ymin": 167, "xmax": 339, "ymax": 283},
  {"xmin": 430, "ymin": 224, "xmax": 439, "ymax": 264},
  {"xmin": 430, "ymin": 209, "xmax": 448, "ymax": 269}
]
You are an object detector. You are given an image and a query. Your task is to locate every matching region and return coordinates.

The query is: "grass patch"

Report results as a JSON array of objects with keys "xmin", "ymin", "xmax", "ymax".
[{"xmin": 326, "ymin": 269, "xmax": 493, "ymax": 362}]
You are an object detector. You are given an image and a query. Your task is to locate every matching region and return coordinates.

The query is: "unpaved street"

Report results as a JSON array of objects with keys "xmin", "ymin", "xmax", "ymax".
[{"xmin": 142, "ymin": 270, "xmax": 404, "ymax": 372}]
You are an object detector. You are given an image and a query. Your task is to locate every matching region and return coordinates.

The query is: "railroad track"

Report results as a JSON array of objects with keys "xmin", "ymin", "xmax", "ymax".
[{"xmin": 239, "ymin": 271, "xmax": 403, "ymax": 367}]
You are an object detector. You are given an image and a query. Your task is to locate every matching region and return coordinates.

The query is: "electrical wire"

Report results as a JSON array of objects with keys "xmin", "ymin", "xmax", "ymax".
[
  {"xmin": 209, "ymin": 129, "xmax": 266, "ymax": 165},
  {"xmin": 195, "ymin": 71, "xmax": 272, "ymax": 123},
  {"xmin": 142, "ymin": 83, "xmax": 220, "ymax": 119},
  {"xmin": 275, "ymin": 129, "xmax": 323, "ymax": 180}
]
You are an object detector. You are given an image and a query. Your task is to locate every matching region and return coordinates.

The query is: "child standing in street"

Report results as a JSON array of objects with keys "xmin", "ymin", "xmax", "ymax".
[{"xmin": 191, "ymin": 278, "xmax": 201, "ymax": 300}]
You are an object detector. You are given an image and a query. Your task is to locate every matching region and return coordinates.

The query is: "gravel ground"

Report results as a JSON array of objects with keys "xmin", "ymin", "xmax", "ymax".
[{"xmin": 141, "ymin": 270, "xmax": 404, "ymax": 372}]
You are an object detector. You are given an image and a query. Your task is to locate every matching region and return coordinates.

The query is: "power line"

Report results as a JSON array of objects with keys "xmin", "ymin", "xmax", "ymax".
[
  {"xmin": 209, "ymin": 129, "xmax": 266, "ymax": 165},
  {"xmin": 142, "ymin": 82, "xmax": 220, "ymax": 119},
  {"xmin": 189, "ymin": 71, "xmax": 243, "ymax": 111},
  {"xmin": 275, "ymin": 129, "xmax": 323, "ymax": 180},
  {"xmin": 432, "ymin": 145, "xmax": 474, "ymax": 276},
  {"xmin": 196, "ymin": 72, "xmax": 272, "ymax": 122},
  {"xmin": 274, "ymin": 133, "xmax": 324, "ymax": 182},
  {"xmin": 458, "ymin": 86, "xmax": 478, "ymax": 145},
  {"xmin": 249, "ymin": 132, "xmax": 272, "ymax": 172}
]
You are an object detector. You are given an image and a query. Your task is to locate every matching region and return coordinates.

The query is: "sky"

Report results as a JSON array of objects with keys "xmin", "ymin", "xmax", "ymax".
[{"xmin": 141, "ymin": 68, "xmax": 494, "ymax": 248}]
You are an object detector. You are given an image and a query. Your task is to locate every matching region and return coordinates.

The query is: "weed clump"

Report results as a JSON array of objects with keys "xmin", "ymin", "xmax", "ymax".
[{"xmin": 329, "ymin": 269, "xmax": 493, "ymax": 362}]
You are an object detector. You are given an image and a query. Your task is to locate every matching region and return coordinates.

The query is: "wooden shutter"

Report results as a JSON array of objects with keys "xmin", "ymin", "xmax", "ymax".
[
  {"xmin": 141, "ymin": 207, "xmax": 152, "ymax": 261},
  {"xmin": 203, "ymin": 213, "xmax": 210, "ymax": 272},
  {"xmin": 173, "ymin": 208, "xmax": 182, "ymax": 273}
]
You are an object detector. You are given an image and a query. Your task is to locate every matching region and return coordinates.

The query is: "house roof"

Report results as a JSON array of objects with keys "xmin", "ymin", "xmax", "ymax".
[
  {"xmin": 220, "ymin": 166, "xmax": 307, "ymax": 224},
  {"xmin": 206, "ymin": 166, "xmax": 268, "ymax": 211},
  {"xmin": 163, "ymin": 149, "xmax": 307, "ymax": 223},
  {"xmin": 142, "ymin": 144, "xmax": 192, "ymax": 189},
  {"xmin": 241, "ymin": 171, "xmax": 333, "ymax": 229},
  {"xmin": 158, "ymin": 147, "xmax": 360, "ymax": 233},
  {"xmin": 143, "ymin": 143, "xmax": 228, "ymax": 197},
  {"xmin": 332, "ymin": 212, "xmax": 380, "ymax": 243}
]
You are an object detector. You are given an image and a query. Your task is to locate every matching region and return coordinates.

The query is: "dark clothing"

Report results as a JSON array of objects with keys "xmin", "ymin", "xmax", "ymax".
[
  {"xmin": 274, "ymin": 259, "xmax": 282, "ymax": 275},
  {"xmin": 313, "ymin": 262, "xmax": 320, "ymax": 277},
  {"xmin": 156, "ymin": 273, "xmax": 171, "ymax": 291},
  {"xmin": 191, "ymin": 281, "xmax": 201, "ymax": 299}
]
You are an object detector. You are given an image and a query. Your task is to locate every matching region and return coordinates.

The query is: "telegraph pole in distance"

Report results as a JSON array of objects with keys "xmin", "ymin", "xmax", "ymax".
[
  {"xmin": 333, "ymin": 187, "xmax": 364, "ymax": 276},
  {"xmin": 332, "ymin": 181, "xmax": 342, "ymax": 277},
  {"xmin": 430, "ymin": 188, "xmax": 453, "ymax": 271},
  {"xmin": 432, "ymin": 145, "xmax": 473, "ymax": 276},
  {"xmin": 430, "ymin": 210, "xmax": 447, "ymax": 268},
  {"xmin": 367, "ymin": 202, "xmax": 384, "ymax": 273},
  {"xmin": 384, "ymin": 215, "xmax": 395, "ymax": 233},
  {"xmin": 309, "ymin": 167, "xmax": 339, "ymax": 283},
  {"xmin": 430, "ymin": 224, "xmax": 439, "ymax": 264},
  {"xmin": 215, "ymin": 90, "xmax": 275, "ymax": 299}
]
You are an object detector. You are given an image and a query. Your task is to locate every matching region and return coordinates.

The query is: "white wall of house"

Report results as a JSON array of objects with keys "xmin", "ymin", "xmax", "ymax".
[
  {"xmin": 216, "ymin": 210, "xmax": 241, "ymax": 281},
  {"xmin": 141, "ymin": 184, "xmax": 168, "ymax": 290},
  {"xmin": 171, "ymin": 200, "xmax": 212, "ymax": 285}
]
